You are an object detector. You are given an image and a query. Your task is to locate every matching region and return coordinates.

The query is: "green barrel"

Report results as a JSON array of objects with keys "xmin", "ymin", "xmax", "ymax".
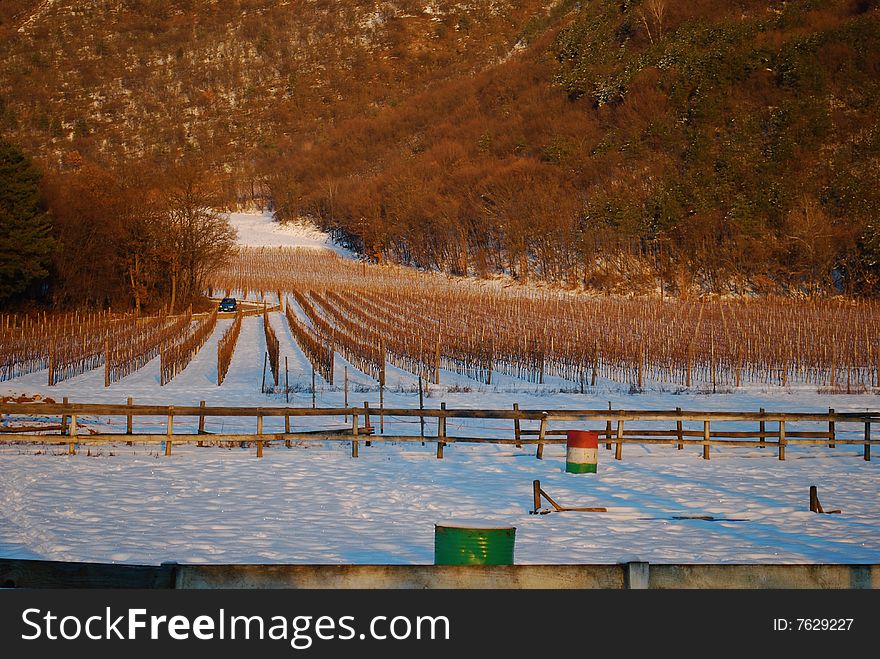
[{"xmin": 434, "ymin": 525, "xmax": 516, "ymax": 565}]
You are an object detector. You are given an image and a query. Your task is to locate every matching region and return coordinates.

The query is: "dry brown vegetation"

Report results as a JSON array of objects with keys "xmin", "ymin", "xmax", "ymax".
[
  {"xmin": 262, "ymin": 305, "xmax": 280, "ymax": 388},
  {"xmin": 212, "ymin": 247, "xmax": 880, "ymax": 390},
  {"xmin": 159, "ymin": 309, "xmax": 217, "ymax": 385},
  {"xmin": 217, "ymin": 308, "xmax": 243, "ymax": 386},
  {"xmin": 0, "ymin": 309, "xmax": 199, "ymax": 385}
]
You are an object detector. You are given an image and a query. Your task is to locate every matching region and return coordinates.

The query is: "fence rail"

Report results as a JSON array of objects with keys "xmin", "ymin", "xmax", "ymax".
[{"xmin": 0, "ymin": 402, "xmax": 875, "ymax": 461}]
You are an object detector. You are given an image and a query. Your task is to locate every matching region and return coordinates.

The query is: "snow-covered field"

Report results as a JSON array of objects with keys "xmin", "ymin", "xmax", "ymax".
[
  {"xmin": 1, "ymin": 212, "xmax": 877, "ymax": 566},
  {"xmin": 1, "ymin": 442, "xmax": 877, "ymax": 565}
]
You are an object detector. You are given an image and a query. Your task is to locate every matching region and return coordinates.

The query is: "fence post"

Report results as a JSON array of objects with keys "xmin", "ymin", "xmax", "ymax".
[
  {"xmin": 165, "ymin": 407, "xmax": 173, "ymax": 456},
  {"xmin": 437, "ymin": 402, "xmax": 446, "ymax": 459},
  {"xmin": 759, "ymin": 408, "xmax": 766, "ymax": 448},
  {"xmin": 419, "ymin": 377, "xmax": 425, "ymax": 444},
  {"xmin": 533, "ymin": 479, "xmax": 542, "ymax": 513},
  {"xmin": 68, "ymin": 413, "xmax": 76, "ymax": 455},
  {"xmin": 615, "ymin": 419, "xmax": 624, "ymax": 461},
  {"xmin": 778, "ymin": 419, "xmax": 785, "ymax": 461},
  {"xmin": 703, "ymin": 420, "xmax": 710, "ymax": 460},
  {"xmin": 828, "ymin": 408, "xmax": 835, "ymax": 449},
  {"xmin": 60, "ymin": 396, "xmax": 69, "ymax": 435},
  {"xmin": 513, "ymin": 402, "xmax": 521, "ymax": 448},
  {"xmin": 344, "ymin": 366, "xmax": 349, "ymax": 423},
  {"xmin": 256, "ymin": 413, "xmax": 263, "ymax": 458},
  {"xmin": 379, "ymin": 369, "xmax": 385, "ymax": 435},
  {"xmin": 676, "ymin": 407, "xmax": 683, "ymax": 450},
  {"xmin": 536, "ymin": 412, "xmax": 547, "ymax": 459},
  {"xmin": 312, "ymin": 367, "xmax": 316, "ymax": 408},
  {"xmin": 351, "ymin": 412, "xmax": 359, "ymax": 458},
  {"xmin": 363, "ymin": 402, "xmax": 372, "ymax": 444},
  {"xmin": 865, "ymin": 422, "xmax": 872, "ymax": 462},
  {"xmin": 605, "ymin": 401, "xmax": 612, "ymax": 450},
  {"xmin": 197, "ymin": 400, "xmax": 205, "ymax": 446},
  {"xmin": 285, "ymin": 356, "xmax": 289, "ymax": 404}
]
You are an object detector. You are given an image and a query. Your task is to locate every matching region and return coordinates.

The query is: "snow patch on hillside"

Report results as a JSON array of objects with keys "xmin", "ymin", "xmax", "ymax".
[{"xmin": 227, "ymin": 212, "xmax": 353, "ymax": 257}]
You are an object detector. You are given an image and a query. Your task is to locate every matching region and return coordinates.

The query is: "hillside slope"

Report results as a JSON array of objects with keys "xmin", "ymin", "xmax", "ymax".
[
  {"xmin": 268, "ymin": 0, "xmax": 880, "ymax": 294},
  {"xmin": 0, "ymin": 0, "xmax": 556, "ymax": 195},
  {"xmin": 1, "ymin": 1, "xmax": 878, "ymax": 296}
]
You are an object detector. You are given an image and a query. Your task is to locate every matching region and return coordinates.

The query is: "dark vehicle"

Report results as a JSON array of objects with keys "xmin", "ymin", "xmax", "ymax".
[{"xmin": 219, "ymin": 297, "xmax": 237, "ymax": 312}]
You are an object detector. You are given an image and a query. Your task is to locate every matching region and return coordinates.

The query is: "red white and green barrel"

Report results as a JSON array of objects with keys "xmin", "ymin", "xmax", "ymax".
[{"xmin": 566, "ymin": 430, "xmax": 598, "ymax": 473}]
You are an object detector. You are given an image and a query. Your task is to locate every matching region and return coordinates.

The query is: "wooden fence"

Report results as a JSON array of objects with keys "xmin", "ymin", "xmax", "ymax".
[{"xmin": 0, "ymin": 402, "xmax": 875, "ymax": 462}]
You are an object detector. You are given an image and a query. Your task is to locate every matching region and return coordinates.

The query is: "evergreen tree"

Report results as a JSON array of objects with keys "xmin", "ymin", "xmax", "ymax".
[{"xmin": 0, "ymin": 139, "xmax": 54, "ymax": 304}]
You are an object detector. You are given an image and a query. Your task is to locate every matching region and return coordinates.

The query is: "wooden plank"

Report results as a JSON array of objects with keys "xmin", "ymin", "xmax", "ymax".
[{"xmin": 703, "ymin": 421, "xmax": 710, "ymax": 460}]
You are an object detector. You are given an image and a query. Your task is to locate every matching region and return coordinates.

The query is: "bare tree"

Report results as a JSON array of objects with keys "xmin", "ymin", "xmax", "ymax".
[
  {"xmin": 160, "ymin": 169, "xmax": 238, "ymax": 312},
  {"xmin": 639, "ymin": 0, "xmax": 667, "ymax": 45}
]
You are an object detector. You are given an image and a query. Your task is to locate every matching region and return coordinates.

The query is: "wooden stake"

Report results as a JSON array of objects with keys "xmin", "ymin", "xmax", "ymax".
[
  {"xmin": 285, "ymin": 356, "xmax": 289, "ymax": 404},
  {"xmin": 197, "ymin": 400, "xmax": 205, "ymax": 437},
  {"xmin": 344, "ymin": 366, "xmax": 349, "ymax": 422},
  {"xmin": 419, "ymin": 376, "xmax": 425, "ymax": 443},
  {"xmin": 865, "ymin": 422, "xmax": 871, "ymax": 462},
  {"xmin": 261, "ymin": 351, "xmax": 267, "ymax": 393},
  {"xmin": 312, "ymin": 367, "xmax": 316, "ymax": 408},
  {"xmin": 533, "ymin": 479, "xmax": 542, "ymax": 514},
  {"xmin": 435, "ymin": 334, "xmax": 440, "ymax": 385},
  {"xmin": 810, "ymin": 485, "xmax": 821, "ymax": 513}
]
